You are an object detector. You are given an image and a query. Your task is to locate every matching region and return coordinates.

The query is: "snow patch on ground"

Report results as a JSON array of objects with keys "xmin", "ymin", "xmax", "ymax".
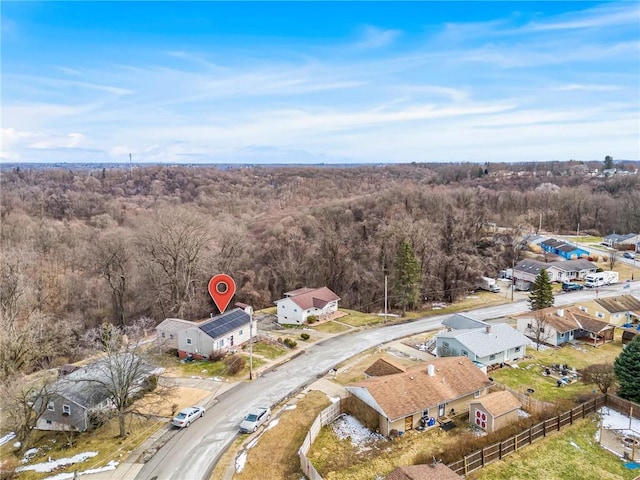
[
  {"xmin": 16, "ymin": 452, "xmax": 99, "ymax": 473},
  {"xmin": 526, "ymin": 340, "xmax": 550, "ymax": 351},
  {"xmin": 22, "ymin": 448, "xmax": 39, "ymax": 463},
  {"xmin": 596, "ymin": 407, "xmax": 640, "ymax": 443},
  {"xmin": 331, "ymin": 414, "xmax": 385, "ymax": 452},
  {"xmin": 328, "ymin": 395, "xmax": 340, "ymax": 404},
  {"xmin": 600, "ymin": 407, "xmax": 640, "ymax": 431},
  {"xmin": 235, "ymin": 450, "xmax": 247, "ymax": 473},
  {"xmin": 282, "ymin": 404, "xmax": 297, "ymax": 411},
  {"xmin": 247, "ymin": 437, "xmax": 259, "ymax": 449},
  {"xmin": 266, "ymin": 418, "xmax": 280, "ymax": 431},
  {"xmin": 42, "ymin": 461, "xmax": 119, "ymax": 480},
  {"xmin": 517, "ymin": 409, "xmax": 531, "ymax": 418},
  {"xmin": 0, "ymin": 432, "xmax": 16, "ymax": 446}
]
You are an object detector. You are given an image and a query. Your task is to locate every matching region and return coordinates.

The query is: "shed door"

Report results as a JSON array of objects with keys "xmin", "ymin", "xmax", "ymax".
[{"xmin": 404, "ymin": 416, "xmax": 413, "ymax": 431}]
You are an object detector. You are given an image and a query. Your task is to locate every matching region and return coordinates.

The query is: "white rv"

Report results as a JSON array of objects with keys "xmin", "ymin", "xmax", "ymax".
[{"xmin": 584, "ymin": 271, "xmax": 619, "ymax": 288}]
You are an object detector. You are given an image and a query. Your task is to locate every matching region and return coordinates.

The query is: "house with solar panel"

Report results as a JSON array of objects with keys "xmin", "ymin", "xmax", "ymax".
[
  {"xmin": 275, "ymin": 286, "xmax": 340, "ymax": 325},
  {"xmin": 176, "ymin": 308, "xmax": 252, "ymax": 359}
]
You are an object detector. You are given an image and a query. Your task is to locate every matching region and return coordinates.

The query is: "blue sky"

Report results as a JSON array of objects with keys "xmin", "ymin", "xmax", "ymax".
[{"xmin": 2, "ymin": 1, "xmax": 639, "ymax": 164}]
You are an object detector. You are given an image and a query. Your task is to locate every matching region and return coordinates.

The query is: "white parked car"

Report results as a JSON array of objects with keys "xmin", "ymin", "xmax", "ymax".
[
  {"xmin": 172, "ymin": 406, "xmax": 205, "ymax": 428},
  {"xmin": 239, "ymin": 407, "xmax": 271, "ymax": 433}
]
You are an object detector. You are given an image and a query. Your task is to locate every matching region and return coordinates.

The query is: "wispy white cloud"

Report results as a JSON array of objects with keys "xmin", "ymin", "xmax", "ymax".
[
  {"xmin": 352, "ymin": 25, "xmax": 401, "ymax": 50},
  {"xmin": 2, "ymin": 2, "xmax": 638, "ymax": 164}
]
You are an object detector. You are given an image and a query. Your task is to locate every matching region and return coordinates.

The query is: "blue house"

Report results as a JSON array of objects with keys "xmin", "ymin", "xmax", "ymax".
[
  {"xmin": 555, "ymin": 243, "xmax": 589, "ymax": 260},
  {"xmin": 540, "ymin": 238, "xmax": 588, "ymax": 259}
]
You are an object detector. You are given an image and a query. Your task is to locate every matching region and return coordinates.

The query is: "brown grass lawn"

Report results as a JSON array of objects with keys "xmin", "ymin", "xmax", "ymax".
[
  {"xmin": 467, "ymin": 418, "xmax": 636, "ymax": 480},
  {"xmin": 491, "ymin": 333, "xmax": 624, "ymax": 402},
  {"xmin": 5, "ymin": 416, "xmax": 164, "ymax": 480},
  {"xmin": 229, "ymin": 391, "xmax": 331, "ymax": 480}
]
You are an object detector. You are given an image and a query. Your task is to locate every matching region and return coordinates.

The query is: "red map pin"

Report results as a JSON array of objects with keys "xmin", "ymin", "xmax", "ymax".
[{"xmin": 208, "ymin": 274, "xmax": 236, "ymax": 314}]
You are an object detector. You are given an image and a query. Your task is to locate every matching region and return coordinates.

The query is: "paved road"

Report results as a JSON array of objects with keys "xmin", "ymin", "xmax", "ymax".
[{"xmin": 136, "ymin": 282, "xmax": 640, "ymax": 480}]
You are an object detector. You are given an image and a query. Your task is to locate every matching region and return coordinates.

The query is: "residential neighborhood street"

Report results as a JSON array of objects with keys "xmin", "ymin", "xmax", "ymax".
[{"xmin": 99, "ymin": 282, "xmax": 640, "ymax": 480}]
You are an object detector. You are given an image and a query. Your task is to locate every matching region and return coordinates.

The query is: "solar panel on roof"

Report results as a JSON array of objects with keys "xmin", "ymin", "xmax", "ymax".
[{"xmin": 199, "ymin": 309, "xmax": 250, "ymax": 339}]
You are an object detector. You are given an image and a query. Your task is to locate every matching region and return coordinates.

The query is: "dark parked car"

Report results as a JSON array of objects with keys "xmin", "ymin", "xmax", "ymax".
[
  {"xmin": 562, "ymin": 282, "xmax": 584, "ymax": 292},
  {"xmin": 623, "ymin": 252, "xmax": 635, "ymax": 259}
]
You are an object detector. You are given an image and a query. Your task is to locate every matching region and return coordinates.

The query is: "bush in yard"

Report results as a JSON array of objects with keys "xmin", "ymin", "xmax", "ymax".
[
  {"xmin": 300, "ymin": 333, "xmax": 310, "ymax": 341},
  {"xmin": 209, "ymin": 350, "xmax": 226, "ymax": 362},
  {"xmin": 307, "ymin": 315, "xmax": 318, "ymax": 324},
  {"xmin": 580, "ymin": 364, "xmax": 616, "ymax": 394},
  {"xmin": 223, "ymin": 355, "xmax": 246, "ymax": 375},
  {"xmin": 283, "ymin": 338, "xmax": 297, "ymax": 349}
]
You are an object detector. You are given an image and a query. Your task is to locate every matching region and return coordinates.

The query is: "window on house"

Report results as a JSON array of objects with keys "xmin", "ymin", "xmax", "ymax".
[
  {"xmin": 539, "ymin": 327, "xmax": 545, "ymax": 333},
  {"xmin": 294, "ymin": 308, "xmax": 297, "ymax": 312},
  {"xmin": 186, "ymin": 338, "xmax": 192, "ymax": 345},
  {"xmin": 474, "ymin": 390, "xmax": 481, "ymax": 398},
  {"xmin": 161, "ymin": 332, "xmax": 166, "ymax": 338},
  {"xmin": 596, "ymin": 312, "xmax": 604, "ymax": 319},
  {"xmin": 442, "ymin": 342, "xmax": 449, "ymax": 349},
  {"xmin": 62, "ymin": 405, "xmax": 71, "ymax": 415},
  {"xmin": 489, "ymin": 354, "xmax": 496, "ymax": 360},
  {"xmin": 46, "ymin": 420, "xmax": 52, "ymax": 425},
  {"xmin": 239, "ymin": 329, "xmax": 243, "ymax": 336},
  {"xmin": 217, "ymin": 339, "xmax": 224, "ymax": 348},
  {"xmin": 515, "ymin": 346, "xmax": 521, "ymax": 352},
  {"xmin": 527, "ymin": 323, "xmax": 532, "ymax": 329},
  {"xmin": 423, "ymin": 409, "xmax": 429, "ymax": 417},
  {"xmin": 169, "ymin": 334, "xmax": 174, "ymax": 339},
  {"xmin": 461, "ymin": 350, "xmax": 468, "ymax": 356},
  {"xmin": 47, "ymin": 401, "xmax": 55, "ymax": 411}
]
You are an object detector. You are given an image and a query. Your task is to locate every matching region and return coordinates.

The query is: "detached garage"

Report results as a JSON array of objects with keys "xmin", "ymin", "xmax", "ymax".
[{"xmin": 469, "ymin": 390, "xmax": 521, "ymax": 433}]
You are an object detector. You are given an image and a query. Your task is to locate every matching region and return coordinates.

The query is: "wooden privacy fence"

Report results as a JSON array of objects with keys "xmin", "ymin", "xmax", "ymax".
[
  {"xmin": 446, "ymin": 395, "xmax": 606, "ymax": 476},
  {"xmin": 299, "ymin": 400, "xmax": 343, "ymax": 480},
  {"xmin": 606, "ymin": 394, "xmax": 640, "ymax": 420}
]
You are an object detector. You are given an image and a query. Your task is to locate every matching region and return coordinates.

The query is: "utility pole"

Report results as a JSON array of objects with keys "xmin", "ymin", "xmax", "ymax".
[
  {"xmin": 511, "ymin": 258, "xmax": 515, "ymax": 302},
  {"xmin": 384, "ymin": 275, "xmax": 388, "ymax": 324},
  {"xmin": 129, "ymin": 153, "xmax": 133, "ymax": 177},
  {"xmin": 249, "ymin": 311, "xmax": 254, "ymax": 380}
]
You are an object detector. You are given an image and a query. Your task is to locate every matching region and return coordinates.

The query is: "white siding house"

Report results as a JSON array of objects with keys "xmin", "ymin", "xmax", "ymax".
[
  {"xmin": 275, "ymin": 287, "xmax": 340, "ymax": 325},
  {"xmin": 177, "ymin": 308, "xmax": 252, "ymax": 359}
]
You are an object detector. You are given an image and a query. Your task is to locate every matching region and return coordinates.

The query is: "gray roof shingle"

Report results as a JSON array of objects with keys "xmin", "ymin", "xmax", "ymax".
[{"xmin": 436, "ymin": 323, "xmax": 529, "ymax": 357}]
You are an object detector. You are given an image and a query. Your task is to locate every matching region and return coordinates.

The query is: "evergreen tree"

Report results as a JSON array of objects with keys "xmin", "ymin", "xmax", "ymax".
[
  {"xmin": 614, "ymin": 335, "xmax": 640, "ymax": 402},
  {"xmin": 603, "ymin": 155, "xmax": 614, "ymax": 170},
  {"xmin": 392, "ymin": 240, "xmax": 421, "ymax": 316},
  {"xmin": 528, "ymin": 269, "xmax": 554, "ymax": 311}
]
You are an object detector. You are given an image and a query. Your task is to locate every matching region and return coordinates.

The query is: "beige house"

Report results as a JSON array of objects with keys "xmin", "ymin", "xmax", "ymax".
[
  {"xmin": 469, "ymin": 390, "xmax": 521, "ymax": 433},
  {"xmin": 576, "ymin": 295, "xmax": 640, "ymax": 326},
  {"xmin": 346, "ymin": 357, "xmax": 493, "ymax": 436},
  {"xmin": 515, "ymin": 306, "xmax": 615, "ymax": 347}
]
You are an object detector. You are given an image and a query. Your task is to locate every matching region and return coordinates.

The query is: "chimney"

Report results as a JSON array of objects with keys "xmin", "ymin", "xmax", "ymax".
[
  {"xmin": 485, "ymin": 325, "xmax": 492, "ymax": 334},
  {"xmin": 427, "ymin": 364, "xmax": 435, "ymax": 377},
  {"xmin": 557, "ymin": 309, "xmax": 564, "ymax": 317}
]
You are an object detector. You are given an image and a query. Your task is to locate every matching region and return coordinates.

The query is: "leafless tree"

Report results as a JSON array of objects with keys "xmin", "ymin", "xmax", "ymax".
[
  {"xmin": 608, "ymin": 248, "xmax": 618, "ymax": 271},
  {"xmin": 81, "ymin": 318, "xmax": 160, "ymax": 438},
  {"xmin": 1, "ymin": 373, "xmax": 56, "ymax": 452},
  {"xmin": 137, "ymin": 208, "xmax": 214, "ymax": 318},
  {"xmin": 95, "ymin": 231, "xmax": 133, "ymax": 326},
  {"xmin": 580, "ymin": 363, "xmax": 616, "ymax": 394},
  {"xmin": 526, "ymin": 310, "xmax": 553, "ymax": 351}
]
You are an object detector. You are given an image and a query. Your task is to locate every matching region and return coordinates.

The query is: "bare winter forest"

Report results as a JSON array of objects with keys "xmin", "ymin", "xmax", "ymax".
[{"xmin": 1, "ymin": 162, "xmax": 639, "ymax": 374}]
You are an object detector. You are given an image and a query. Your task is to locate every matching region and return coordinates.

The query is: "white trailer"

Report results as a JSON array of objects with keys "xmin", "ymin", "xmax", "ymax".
[
  {"xmin": 477, "ymin": 276, "xmax": 500, "ymax": 293},
  {"xmin": 584, "ymin": 271, "xmax": 619, "ymax": 288}
]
